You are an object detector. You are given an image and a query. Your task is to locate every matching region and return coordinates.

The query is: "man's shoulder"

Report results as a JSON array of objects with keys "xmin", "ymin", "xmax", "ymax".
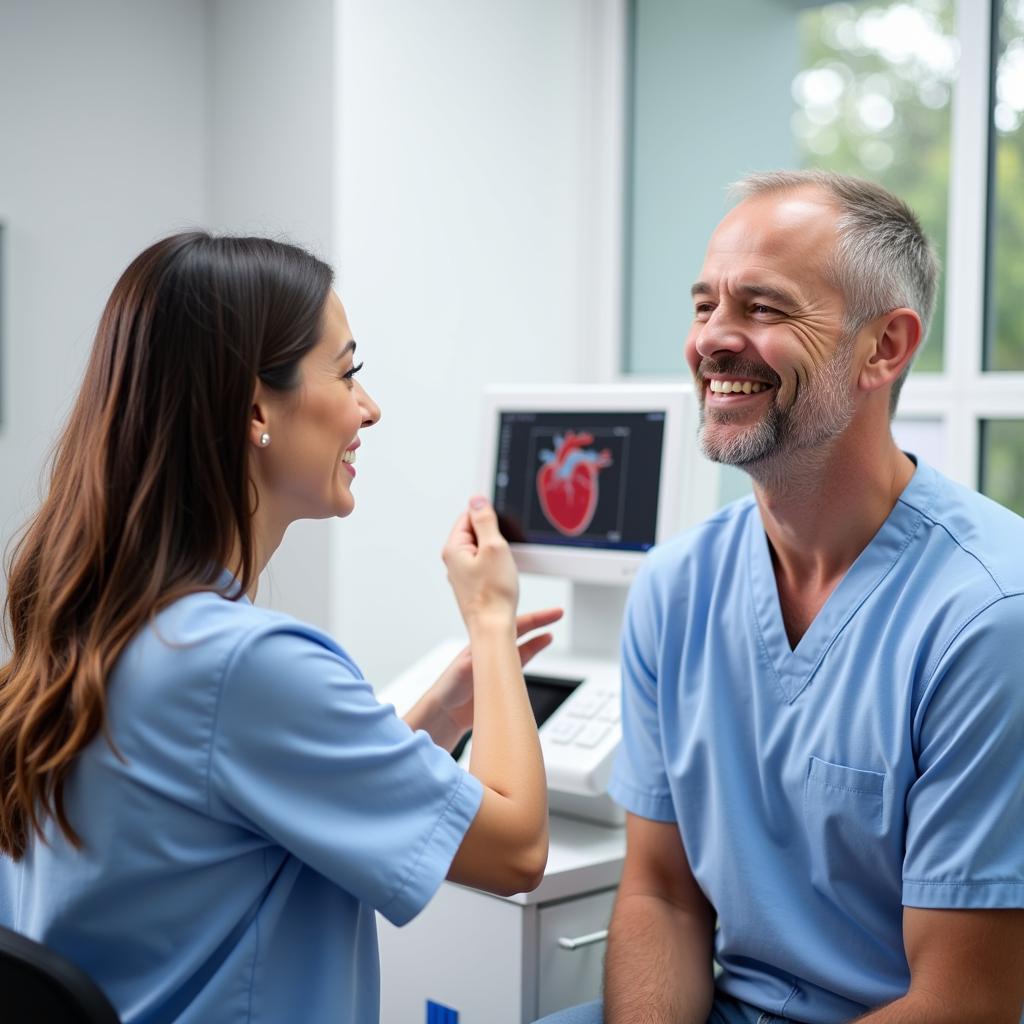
[{"xmin": 907, "ymin": 462, "xmax": 1024, "ymax": 597}]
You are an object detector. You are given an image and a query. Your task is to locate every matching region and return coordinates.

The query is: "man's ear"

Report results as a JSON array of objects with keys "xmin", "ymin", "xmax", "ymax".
[{"xmin": 858, "ymin": 309, "xmax": 922, "ymax": 395}]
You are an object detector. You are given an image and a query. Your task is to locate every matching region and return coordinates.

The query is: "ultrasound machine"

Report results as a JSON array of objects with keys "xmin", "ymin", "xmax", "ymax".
[{"xmin": 377, "ymin": 384, "xmax": 718, "ymax": 1023}]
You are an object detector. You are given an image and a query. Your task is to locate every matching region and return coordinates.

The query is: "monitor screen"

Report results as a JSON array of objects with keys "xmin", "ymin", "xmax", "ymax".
[
  {"xmin": 449, "ymin": 671, "xmax": 582, "ymax": 762},
  {"xmin": 524, "ymin": 672, "xmax": 581, "ymax": 727},
  {"xmin": 491, "ymin": 410, "xmax": 665, "ymax": 553}
]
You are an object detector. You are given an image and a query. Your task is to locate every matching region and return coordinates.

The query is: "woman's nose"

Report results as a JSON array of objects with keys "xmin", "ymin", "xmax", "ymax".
[{"xmin": 357, "ymin": 382, "xmax": 381, "ymax": 427}]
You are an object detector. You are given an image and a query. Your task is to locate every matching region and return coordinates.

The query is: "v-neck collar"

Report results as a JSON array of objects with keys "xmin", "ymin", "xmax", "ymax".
[{"xmin": 746, "ymin": 456, "xmax": 938, "ymax": 704}]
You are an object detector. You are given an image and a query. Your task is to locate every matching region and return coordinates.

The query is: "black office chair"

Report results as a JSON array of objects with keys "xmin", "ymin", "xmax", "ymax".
[{"xmin": 0, "ymin": 925, "xmax": 121, "ymax": 1023}]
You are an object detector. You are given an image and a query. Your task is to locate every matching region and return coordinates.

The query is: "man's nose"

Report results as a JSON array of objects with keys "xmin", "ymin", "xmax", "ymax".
[
  {"xmin": 693, "ymin": 307, "xmax": 747, "ymax": 360},
  {"xmin": 357, "ymin": 382, "xmax": 381, "ymax": 427}
]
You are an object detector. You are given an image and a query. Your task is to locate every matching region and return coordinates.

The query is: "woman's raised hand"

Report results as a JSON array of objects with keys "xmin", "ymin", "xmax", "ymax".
[
  {"xmin": 441, "ymin": 498, "xmax": 551, "ymax": 896},
  {"xmin": 442, "ymin": 496, "xmax": 519, "ymax": 630}
]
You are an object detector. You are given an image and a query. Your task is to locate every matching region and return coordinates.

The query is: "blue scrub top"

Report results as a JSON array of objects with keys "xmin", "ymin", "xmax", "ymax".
[
  {"xmin": 1, "ymin": 587, "xmax": 483, "ymax": 1023},
  {"xmin": 609, "ymin": 458, "xmax": 1024, "ymax": 1023}
]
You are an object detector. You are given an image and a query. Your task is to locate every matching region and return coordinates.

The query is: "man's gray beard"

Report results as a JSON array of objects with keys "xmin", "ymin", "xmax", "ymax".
[{"xmin": 697, "ymin": 341, "xmax": 857, "ymax": 485}]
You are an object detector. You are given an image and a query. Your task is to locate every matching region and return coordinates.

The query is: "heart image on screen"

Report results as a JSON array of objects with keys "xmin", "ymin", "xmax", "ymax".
[{"xmin": 536, "ymin": 431, "xmax": 613, "ymax": 537}]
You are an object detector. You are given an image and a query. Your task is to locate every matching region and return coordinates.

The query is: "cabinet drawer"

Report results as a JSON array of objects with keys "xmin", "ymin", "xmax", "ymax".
[{"xmin": 536, "ymin": 888, "xmax": 616, "ymax": 1018}]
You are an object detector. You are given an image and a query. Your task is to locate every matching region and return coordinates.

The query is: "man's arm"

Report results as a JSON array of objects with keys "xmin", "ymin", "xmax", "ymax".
[
  {"xmin": 864, "ymin": 595, "xmax": 1024, "ymax": 1022},
  {"xmin": 604, "ymin": 813, "xmax": 716, "ymax": 1024},
  {"xmin": 852, "ymin": 907, "xmax": 1024, "ymax": 1023}
]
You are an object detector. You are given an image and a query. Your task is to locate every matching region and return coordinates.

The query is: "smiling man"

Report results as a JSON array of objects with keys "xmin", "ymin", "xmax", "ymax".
[{"xmin": 537, "ymin": 172, "xmax": 1024, "ymax": 1024}]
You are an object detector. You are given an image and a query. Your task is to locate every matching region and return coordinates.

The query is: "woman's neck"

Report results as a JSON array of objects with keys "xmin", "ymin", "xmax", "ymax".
[{"xmin": 227, "ymin": 505, "xmax": 288, "ymax": 600}]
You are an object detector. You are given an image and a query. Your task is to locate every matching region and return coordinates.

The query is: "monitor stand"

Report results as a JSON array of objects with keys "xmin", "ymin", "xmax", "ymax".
[
  {"xmin": 521, "ymin": 580, "xmax": 626, "ymax": 827},
  {"xmin": 568, "ymin": 582, "xmax": 628, "ymax": 661}
]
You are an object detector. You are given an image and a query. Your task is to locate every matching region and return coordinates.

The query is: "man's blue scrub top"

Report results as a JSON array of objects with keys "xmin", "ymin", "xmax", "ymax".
[
  {"xmin": 609, "ymin": 458, "xmax": 1024, "ymax": 1024},
  {"xmin": 0, "ymin": 588, "xmax": 483, "ymax": 1023}
]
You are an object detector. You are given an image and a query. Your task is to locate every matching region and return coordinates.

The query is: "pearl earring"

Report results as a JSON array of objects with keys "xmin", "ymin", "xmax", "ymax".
[{"xmin": 259, "ymin": 432, "xmax": 271, "ymax": 447}]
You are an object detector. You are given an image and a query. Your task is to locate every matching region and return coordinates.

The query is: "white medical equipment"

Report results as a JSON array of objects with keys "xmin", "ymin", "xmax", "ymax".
[
  {"xmin": 383, "ymin": 384, "xmax": 717, "ymax": 826},
  {"xmin": 379, "ymin": 384, "xmax": 717, "ymax": 1023}
]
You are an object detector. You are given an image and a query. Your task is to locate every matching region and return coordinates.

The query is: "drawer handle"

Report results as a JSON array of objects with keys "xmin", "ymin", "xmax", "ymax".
[{"xmin": 557, "ymin": 929, "xmax": 608, "ymax": 951}]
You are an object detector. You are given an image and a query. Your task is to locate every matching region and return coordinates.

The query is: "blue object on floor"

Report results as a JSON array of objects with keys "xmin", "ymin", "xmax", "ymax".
[{"xmin": 426, "ymin": 998, "xmax": 459, "ymax": 1023}]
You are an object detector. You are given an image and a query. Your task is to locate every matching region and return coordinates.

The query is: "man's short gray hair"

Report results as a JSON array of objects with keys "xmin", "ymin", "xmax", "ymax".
[{"xmin": 730, "ymin": 170, "xmax": 939, "ymax": 414}]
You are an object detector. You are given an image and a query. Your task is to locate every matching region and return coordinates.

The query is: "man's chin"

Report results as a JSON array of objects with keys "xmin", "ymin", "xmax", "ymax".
[
  {"xmin": 701, "ymin": 447, "xmax": 772, "ymax": 468},
  {"xmin": 699, "ymin": 425, "xmax": 777, "ymax": 467}
]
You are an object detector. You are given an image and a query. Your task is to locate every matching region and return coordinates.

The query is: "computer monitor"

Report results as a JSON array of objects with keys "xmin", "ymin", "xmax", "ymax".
[{"xmin": 481, "ymin": 384, "xmax": 714, "ymax": 585}]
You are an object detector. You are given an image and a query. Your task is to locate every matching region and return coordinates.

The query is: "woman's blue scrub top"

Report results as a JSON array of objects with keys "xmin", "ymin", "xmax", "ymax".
[{"xmin": 0, "ymin": 588, "xmax": 483, "ymax": 1023}]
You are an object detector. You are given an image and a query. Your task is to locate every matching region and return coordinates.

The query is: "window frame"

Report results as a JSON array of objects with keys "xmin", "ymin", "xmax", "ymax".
[{"xmin": 896, "ymin": 0, "xmax": 1024, "ymax": 489}]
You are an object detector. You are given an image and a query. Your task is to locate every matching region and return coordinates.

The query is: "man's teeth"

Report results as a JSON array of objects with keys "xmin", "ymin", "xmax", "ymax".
[
  {"xmin": 341, "ymin": 450, "xmax": 357, "ymax": 464},
  {"xmin": 708, "ymin": 379, "xmax": 767, "ymax": 395}
]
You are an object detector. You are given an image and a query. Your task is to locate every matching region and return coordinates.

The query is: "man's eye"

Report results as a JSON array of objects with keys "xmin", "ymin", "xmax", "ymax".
[
  {"xmin": 694, "ymin": 303, "xmax": 715, "ymax": 320},
  {"xmin": 752, "ymin": 304, "xmax": 781, "ymax": 316}
]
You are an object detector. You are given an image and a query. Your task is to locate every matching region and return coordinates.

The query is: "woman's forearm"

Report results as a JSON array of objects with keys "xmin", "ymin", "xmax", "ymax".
[
  {"xmin": 465, "ymin": 615, "xmax": 546, "ymax": 807},
  {"xmin": 455, "ymin": 614, "xmax": 548, "ymax": 888}
]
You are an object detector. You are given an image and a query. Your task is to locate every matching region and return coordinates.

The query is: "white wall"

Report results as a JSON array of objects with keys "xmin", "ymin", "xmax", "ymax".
[
  {"xmin": 0, "ymin": 0, "xmax": 338, "ymax": 635},
  {"xmin": 207, "ymin": 0, "xmax": 336, "ymax": 631},
  {"xmin": 0, "ymin": 0, "xmax": 208, "ymax": 610},
  {"xmin": 331, "ymin": 0, "xmax": 627, "ymax": 686},
  {"xmin": 0, "ymin": 0, "xmax": 623, "ymax": 682}
]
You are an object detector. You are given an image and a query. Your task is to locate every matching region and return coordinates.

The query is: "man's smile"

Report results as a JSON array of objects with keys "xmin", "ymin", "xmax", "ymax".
[{"xmin": 707, "ymin": 379, "xmax": 768, "ymax": 394}]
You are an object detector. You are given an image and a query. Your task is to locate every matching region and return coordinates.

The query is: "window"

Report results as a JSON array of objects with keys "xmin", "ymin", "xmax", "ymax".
[
  {"xmin": 989, "ymin": 0, "xmax": 1024, "ymax": 370},
  {"xmin": 792, "ymin": 0, "xmax": 956, "ymax": 373},
  {"xmin": 624, "ymin": 0, "xmax": 1024, "ymax": 517},
  {"xmin": 980, "ymin": 419, "xmax": 1024, "ymax": 514}
]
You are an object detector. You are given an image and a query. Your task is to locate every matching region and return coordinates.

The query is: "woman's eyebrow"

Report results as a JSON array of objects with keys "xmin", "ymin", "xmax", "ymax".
[{"xmin": 335, "ymin": 339, "xmax": 357, "ymax": 361}]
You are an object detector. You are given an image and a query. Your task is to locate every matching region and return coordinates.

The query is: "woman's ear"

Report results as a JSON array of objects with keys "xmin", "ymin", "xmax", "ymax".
[
  {"xmin": 858, "ymin": 309, "xmax": 922, "ymax": 395},
  {"xmin": 249, "ymin": 382, "xmax": 272, "ymax": 449}
]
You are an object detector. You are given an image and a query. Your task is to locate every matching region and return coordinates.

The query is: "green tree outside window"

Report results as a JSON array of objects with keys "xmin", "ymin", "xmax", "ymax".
[{"xmin": 793, "ymin": 0, "xmax": 956, "ymax": 373}]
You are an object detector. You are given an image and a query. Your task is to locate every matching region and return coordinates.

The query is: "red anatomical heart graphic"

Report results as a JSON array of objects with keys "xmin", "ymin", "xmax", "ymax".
[{"xmin": 536, "ymin": 431, "xmax": 613, "ymax": 537}]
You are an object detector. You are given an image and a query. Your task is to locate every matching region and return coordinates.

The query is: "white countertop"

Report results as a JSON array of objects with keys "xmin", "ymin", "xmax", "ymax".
[{"xmin": 462, "ymin": 811, "xmax": 626, "ymax": 907}]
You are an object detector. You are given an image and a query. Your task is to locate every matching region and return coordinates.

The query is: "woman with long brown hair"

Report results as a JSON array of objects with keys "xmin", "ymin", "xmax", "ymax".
[{"xmin": 0, "ymin": 233, "xmax": 556, "ymax": 1023}]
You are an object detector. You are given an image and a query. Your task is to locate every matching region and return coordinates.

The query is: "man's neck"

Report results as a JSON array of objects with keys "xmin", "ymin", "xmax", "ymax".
[{"xmin": 750, "ymin": 426, "xmax": 916, "ymax": 645}]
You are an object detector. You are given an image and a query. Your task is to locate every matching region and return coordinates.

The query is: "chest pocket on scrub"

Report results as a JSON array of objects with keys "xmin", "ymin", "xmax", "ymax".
[{"xmin": 803, "ymin": 756, "xmax": 887, "ymax": 895}]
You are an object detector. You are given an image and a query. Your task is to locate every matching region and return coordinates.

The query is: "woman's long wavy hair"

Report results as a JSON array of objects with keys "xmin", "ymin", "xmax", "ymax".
[{"xmin": 0, "ymin": 232, "xmax": 334, "ymax": 859}]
